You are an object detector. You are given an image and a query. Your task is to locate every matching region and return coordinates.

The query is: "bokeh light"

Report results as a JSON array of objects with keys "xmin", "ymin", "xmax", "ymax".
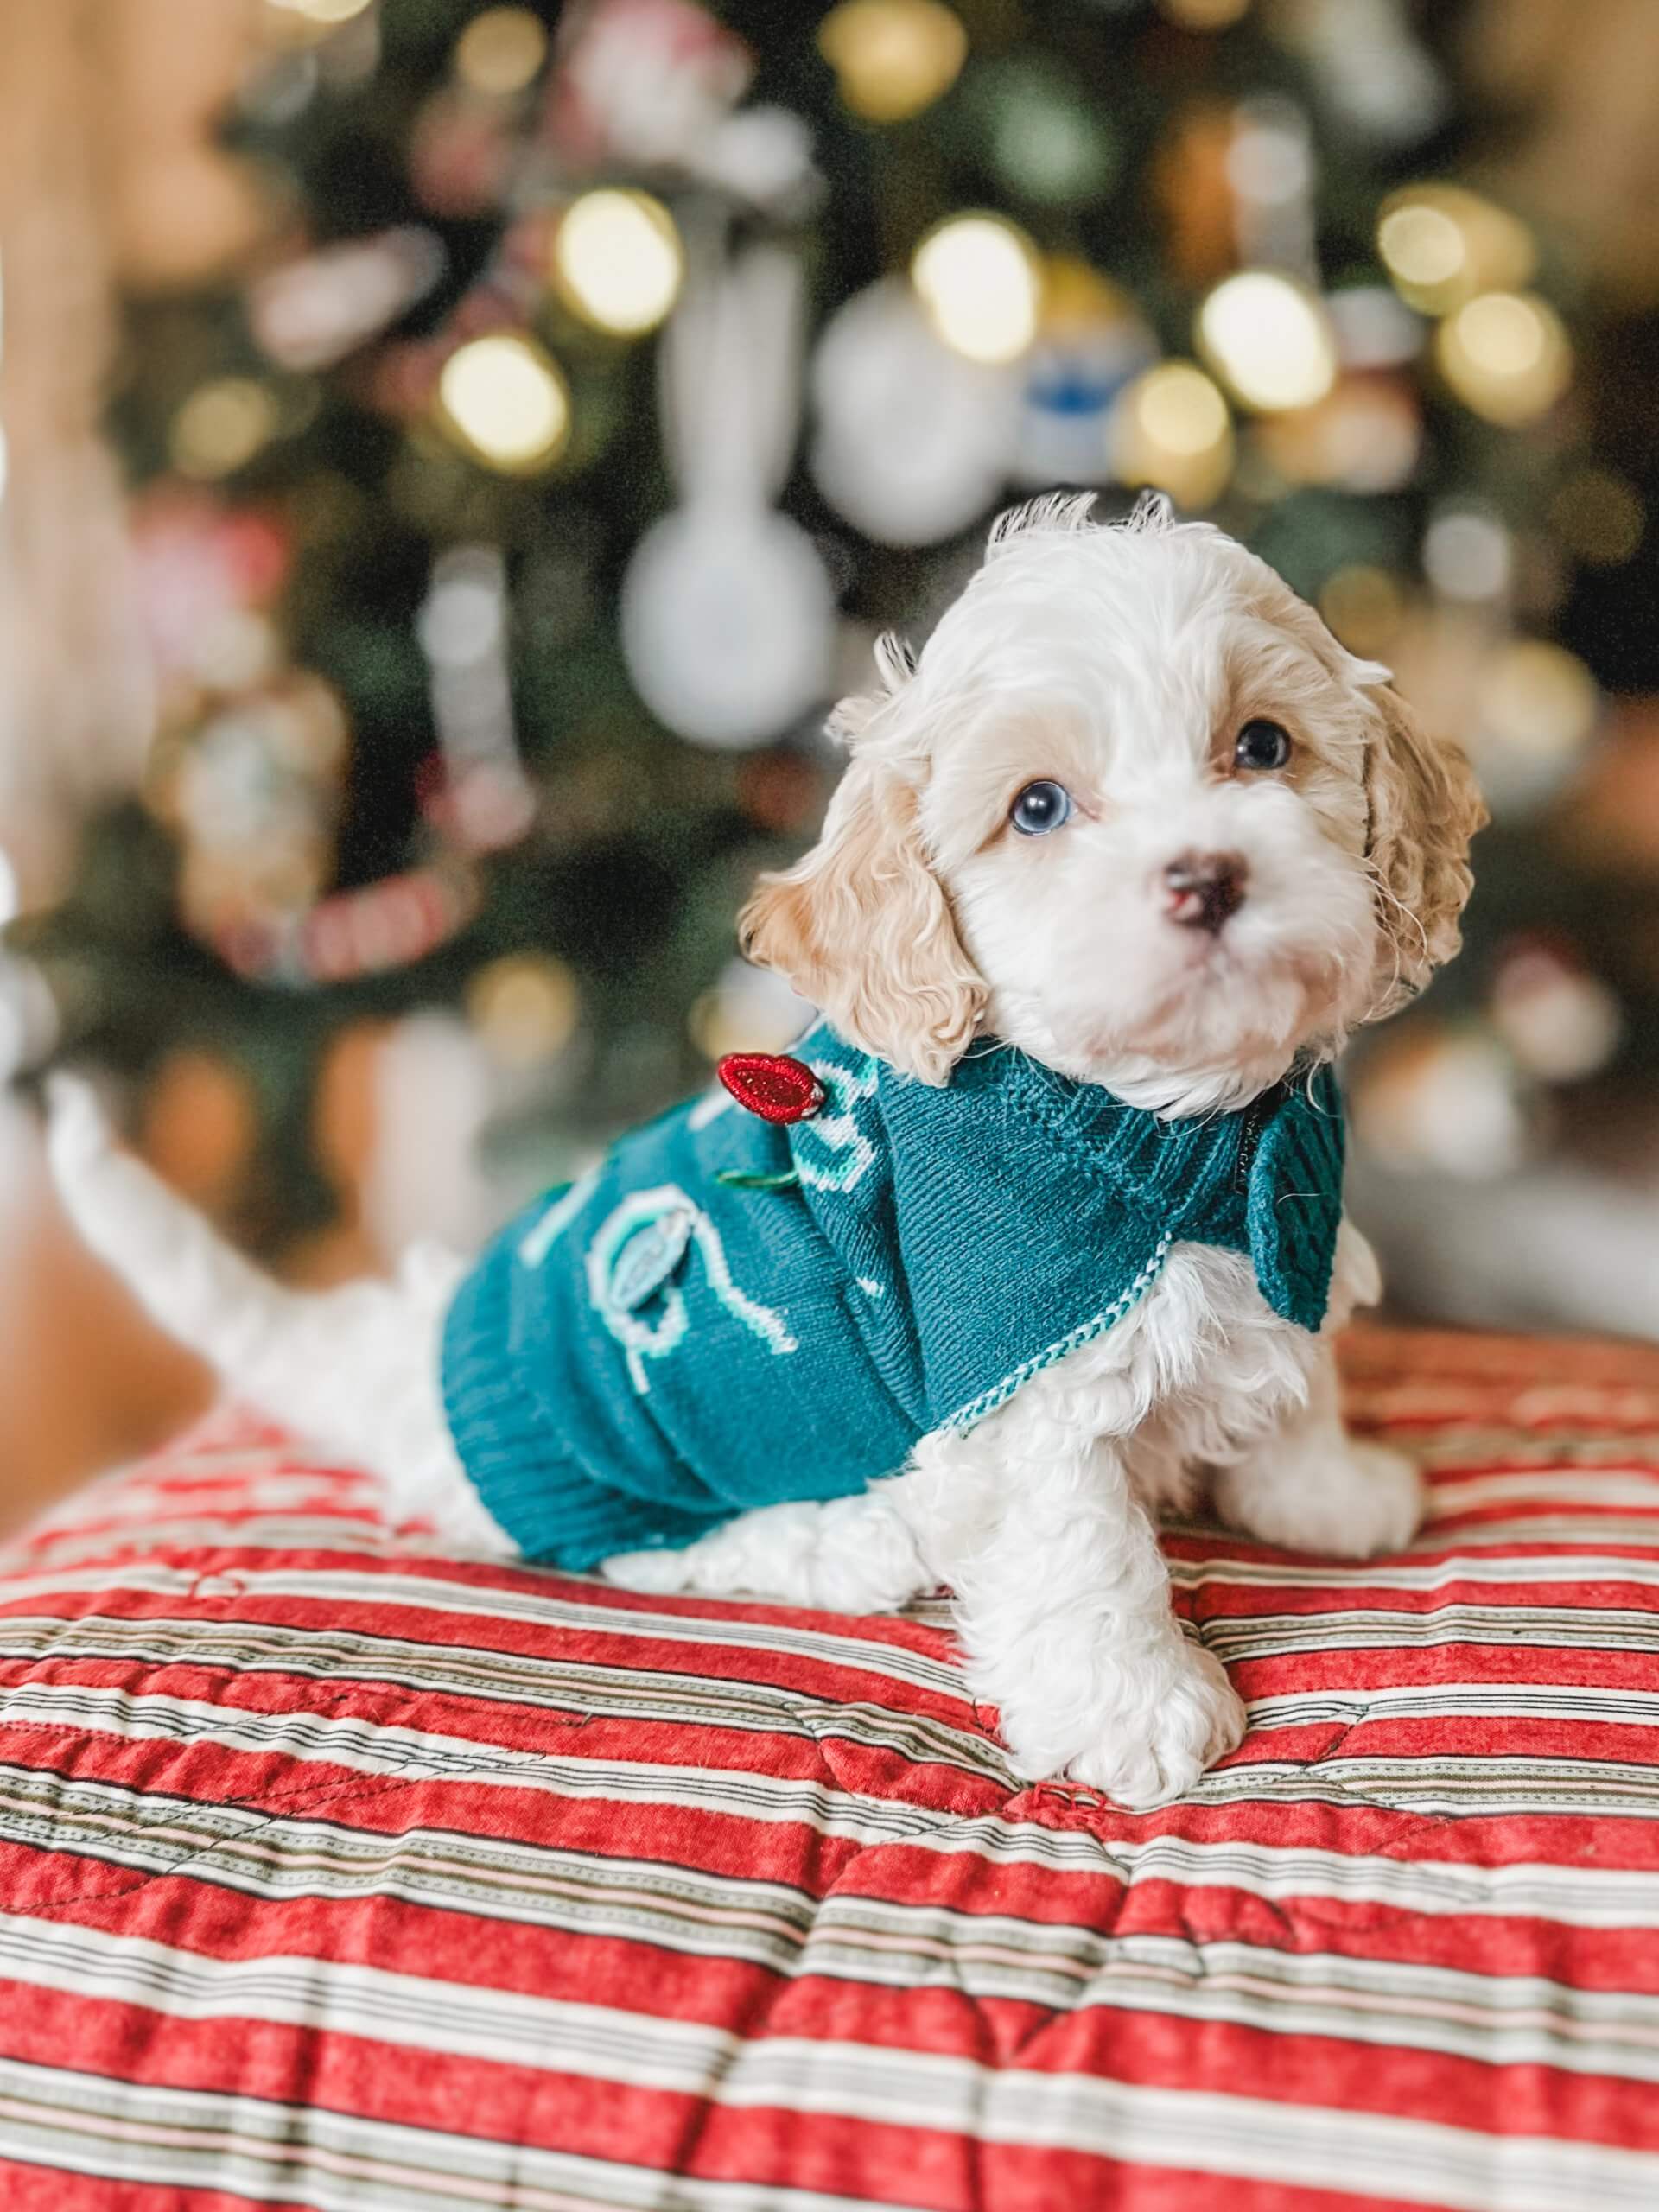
[
  {"xmin": 170, "ymin": 378, "xmax": 280, "ymax": 479},
  {"xmin": 911, "ymin": 214, "xmax": 1041, "ymax": 364},
  {"xmin": 1436, "ymin": 291, "xmax": 1572, "ymax": 426},
  {"xmin": 438, "ymin": 334, "xmax": 570, "ymax": 474},
  {"xmin": 1477, "ymin": 639, "xmax": 1599, "ymax": 770},
  {"xmin": 1110, "ymin": 360, "xmax": 1235, "ymax": 509},
  {"xmin": 553, "ymin": 189, "xmax": 684, "ymax": 337},
  {"xmin": 466, "ymin": 952, "xmax": 580, "ymax": 1068},
  {"xmin": 1318, "ymin": 564, "xmax": 1406, "ymax": 658},
  {"xmin": 1196, "ymin": 270, "xmax": 1337, "ymax": 412},
  {"xmin": 1550, "ymin": 467, "xmax": 1645, "ymax": 567},
  {"xmin": 454, "ymin": 7, "xmax": 549, "ymax": 97},
  {"xmin": 1377, "ymin": 184, "xmax": 1535, "ymax": 316},
  {"xmin": 1156, "ymin": 0, "xmax": 1251, "ymax": 26},
  {"xmin": 817, "ymin": 0, "xmax": 967, "ymax": 124},
  {"xmin": 268, "ymin": 0, "xmax": 373, "ymax": 23}
]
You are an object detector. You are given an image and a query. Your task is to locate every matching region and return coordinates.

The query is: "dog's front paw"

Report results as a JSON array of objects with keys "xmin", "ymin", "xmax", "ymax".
[{"xmin": 1001, "ymin": 1639, "xmax": 1245, "ymax": 1811}]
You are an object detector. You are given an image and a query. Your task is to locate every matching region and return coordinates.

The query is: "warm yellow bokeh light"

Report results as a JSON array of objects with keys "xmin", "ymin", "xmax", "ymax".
[
  {"xmin": 553, "ymin": 190, "xmax": 684, "ymax": 337},
  {"xmin": 818, "ymin": 0, "xmax": 966, "ymax": 123},
  {"xmin": 1376, "ymin": 184, "xmax": 1535, "ymax": 316},
  {"xmin": 438, "ymin": 334, "xmax": 570, "ymax": 474},
  {"xmin": 1197, "ymin": 270, "xmax": 1338, "ymax": 413},
  {"xmin": 1319, "ymin": 565, "xmax": 1406, "ymax": 658},
  {"xmin": 1436, "ymin": 291, "xmax": 1572, "ymax": 426},
  {"xmin": 467, "ymin": 952, "xmax": 580, "ymax": 1067},
  {"xmin": 1551, "ymin": 467, "xmax": 1645, "ymax": 567},
  {"xmin": 454, "ymin": 6, "xmax": 549, "ymax": 96},
  {"xmin": 170, "ymin": 378, "xmax": 280, "ymax": 479},
  {"xmin": 1156, "ymin": 0, "xmax": 1252, "ymax": 26},
  {"xmin": 1110, "ymin": 361, "xmax": 1235, "ymax": 509},
  {"xmin": 912, "ymin": 214, "xmax": 1041, "ymax": 364},
  {"xmin": 1477, "ymin": 640, "xmax": 1598, "ymax": 762},
  {"xmin": 269, "ymin": 0, "xmax": 374, "ymax": 23}
]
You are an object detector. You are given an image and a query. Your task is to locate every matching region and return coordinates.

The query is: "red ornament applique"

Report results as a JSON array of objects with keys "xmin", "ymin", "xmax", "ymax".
[{"xmin": 717, "ymin": 1052, "xmax": 824, "ymax": 1125}]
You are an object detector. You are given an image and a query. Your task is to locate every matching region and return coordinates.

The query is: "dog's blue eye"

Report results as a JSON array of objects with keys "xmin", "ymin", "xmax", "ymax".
[
  {"xmin": 1235, "ymin": 719, "xmax": 1293, "ymax": 772},
  {"xmin": 1010, "ymin": 780, "xmax": 1073, "ymax": 836}
]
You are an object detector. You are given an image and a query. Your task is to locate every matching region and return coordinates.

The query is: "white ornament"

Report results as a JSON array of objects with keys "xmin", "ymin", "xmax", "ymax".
[
  {"xmin": 622, "ymin": 505, "xmax": 835, "ymax": 748},
  {"xmin": 622, "ymin": 242, "xmax": 835, "ymax": 748},
  {"xmin": 810, "ymin": 279, "xmax": 1018, "ymax": 547}
]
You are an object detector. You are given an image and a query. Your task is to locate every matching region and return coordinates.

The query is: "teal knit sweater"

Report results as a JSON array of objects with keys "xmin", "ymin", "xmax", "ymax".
[{"xmin": 442, "ymin": 1027, "xmax": 1346, "ymax": 1569}]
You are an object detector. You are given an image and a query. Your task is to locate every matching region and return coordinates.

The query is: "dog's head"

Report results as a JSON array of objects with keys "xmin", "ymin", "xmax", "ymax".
[{"xmin": 742, "ymin": 494, "xmax": 1486, "ymax": 1114}]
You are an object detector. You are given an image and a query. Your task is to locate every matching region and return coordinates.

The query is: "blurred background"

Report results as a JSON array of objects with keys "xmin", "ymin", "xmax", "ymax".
[{"xmin": 0, "ymin": 0, "xmax": 1656, "ymax": 1522}]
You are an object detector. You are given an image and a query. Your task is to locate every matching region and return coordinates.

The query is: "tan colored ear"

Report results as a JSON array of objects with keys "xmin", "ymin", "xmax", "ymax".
[
  {"xmin": 740, "ymin": 751, "xmax": 986, "ymax": 1085},
  {"xmin": 1364, "ymin": 683, "xmax": 1488, "ymax": 1010}
]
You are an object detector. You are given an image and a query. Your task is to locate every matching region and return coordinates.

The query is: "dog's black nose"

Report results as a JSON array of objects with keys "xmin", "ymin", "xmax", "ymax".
[{"xmin": 1164, "ymin": 851, "xmax": 1248, "ymax": 934}]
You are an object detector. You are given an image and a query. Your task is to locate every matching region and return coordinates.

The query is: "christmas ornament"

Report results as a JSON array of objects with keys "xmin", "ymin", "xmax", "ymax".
[
  {"xmin": 250, "ymin": 228, "xmax": 446, "ymax": 373},
  {"xmin": 549, "ymin": 0, "xmax": 817, "ymax": 216},
  {"xmin": 621, "ymin": 245, "xmax": 834, "ymax": 747},
  {"xmin": 213, "ymin": 859, "xmax": 481, "ymax": 988},
  {"xmin": 1351, "ymin": 1022, "xmax": 1535, "ymax": 1179},
  {"xmin": 717, "ymin": 1052, "xmax": 825, "ymax": 1123},
  {"xmin": 1274, "ymin": 0, "xmax": 1449, "ymax": 149},
  {"xmin": 1015, "ymin": 264, "xmax": 1157, "ymax": 488},
  {"xmin": 810, "ymin": 278, "xmax": 1018, "ymax": 545},
  {"xmin": 162, "ymin": 673, "xmax": 350, "ymax": 950},
  {"xmin": 417, "ymin": 545, "xmax": 536, "ymax": 854}
]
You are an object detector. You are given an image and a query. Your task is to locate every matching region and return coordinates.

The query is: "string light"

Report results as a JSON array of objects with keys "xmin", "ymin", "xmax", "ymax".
[
  {"xmin": 1196, "ymin": 270, "xmax": 1337, "ymax": 412},
  {"xmin": 911, "ymin": 214, "xmax": 1041, "ymax": 364},
  {"xmin": 268, "ymin": 0, "xmax": 373, "ymax": 22},
  {"xmin": 1109, "ymin": 361, "xmax": 1234, "ymax": 509},
  {"xmin": 1436, "ymin": 292, "xmax": 1571, "ymax": 427},
  {"xmin": 437, "ymin": 334, "xmax": 570, "ymax": 474},
  {"xmin": 454, "ymin": 7, "xmax": 548, "ymax": 97},
  {"xmin": 169, "ymin": 378, "xmax": 280, "ymax": 479},
  {"xmin": 1157, "ymin": 0, "xmax": 1251, "ymax": 25},
  {"xmin": 553, "ymin": 189, "xmax": 683, "ymax": 337},
  {"xmin": 818, "ymin": 0, "xmax": 967, "ymax": 123},
  {"xmin": 1376, "ymin": 184, "xmax": 1535, "ymax": 317}
]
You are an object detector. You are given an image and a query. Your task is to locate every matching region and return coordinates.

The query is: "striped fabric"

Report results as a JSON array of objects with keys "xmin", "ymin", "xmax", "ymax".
[{"xmin": 2, "ymin": 1324, "xmax": 1658, "ymax": 2211}]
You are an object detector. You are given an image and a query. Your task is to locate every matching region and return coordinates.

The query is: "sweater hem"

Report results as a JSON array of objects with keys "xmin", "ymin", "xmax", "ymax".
[{"xmin": 939, "ymin": 1233, "xmax": 1173, "ymax": 1434}]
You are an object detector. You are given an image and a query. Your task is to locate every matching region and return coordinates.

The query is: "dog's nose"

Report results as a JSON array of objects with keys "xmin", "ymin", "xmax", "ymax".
[{"xmin": 1163, "ymin": 851, "xmax": 1248, "ymax": 934}]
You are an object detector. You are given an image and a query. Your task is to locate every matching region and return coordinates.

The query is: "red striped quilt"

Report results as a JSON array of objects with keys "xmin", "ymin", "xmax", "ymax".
[{"xmin": 1, "ymin": 1322, "xmax": 1657, "ymax": 2212}]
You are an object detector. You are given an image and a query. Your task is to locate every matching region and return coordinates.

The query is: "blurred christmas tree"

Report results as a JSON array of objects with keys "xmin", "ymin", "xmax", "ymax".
[{"xmin": 10, "ymin": 0, "xmax": 1649, "ymax": 1281}]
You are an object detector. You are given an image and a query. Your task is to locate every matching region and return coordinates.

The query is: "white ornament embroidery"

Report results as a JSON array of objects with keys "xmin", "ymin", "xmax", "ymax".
[
  {"xmin": 587, "ymin": 1183, "xmax": 798, "ymax": 1395},
  {"xmin": 518, "ymin": 1167, "xmax": 601, "ymax": 1269},
  {"xmin": 793, "ymin": 1054, "xmax": 879, "ymax": 1194}
]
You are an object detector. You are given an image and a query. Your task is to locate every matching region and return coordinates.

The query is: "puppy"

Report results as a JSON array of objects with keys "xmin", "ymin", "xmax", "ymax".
[{"xmin": 48, "ymin": 493, "xmax": 1484, "ymax": 1808}]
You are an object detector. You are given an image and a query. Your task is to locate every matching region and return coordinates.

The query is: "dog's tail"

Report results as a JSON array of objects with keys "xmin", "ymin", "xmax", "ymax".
[{"xmin": 45, "ymin": 1076, "xmax": 501, "ymax": 1545}]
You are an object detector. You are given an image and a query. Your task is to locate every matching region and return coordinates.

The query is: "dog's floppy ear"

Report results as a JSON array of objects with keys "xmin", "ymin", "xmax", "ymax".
[
  {"xmin": 1363, "ymin": 680, "xmax": 1488, "ymax": 1011},
  {"xmin": 740, "ymin": 637, "xmax": 986, "ymax": 1084}
]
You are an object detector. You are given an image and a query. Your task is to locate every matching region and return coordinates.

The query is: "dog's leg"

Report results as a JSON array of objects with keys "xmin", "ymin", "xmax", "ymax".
[
  {"xmin": 601, "ymin": 1488, "xmax": 933, "ymax": 1614},
  {"xmin": 1211, "ymin": 1338, "xmax": 1423, "ymax": 1560},
  {"xmin": 902, "ymin": 1411, "xmax": 1245, "ymax": 1808}
]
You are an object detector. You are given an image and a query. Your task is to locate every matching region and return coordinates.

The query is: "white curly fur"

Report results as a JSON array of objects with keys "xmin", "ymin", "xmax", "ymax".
[{"xmin": 47, "ymin": 499, "xmax": 1480, "ymax": 1808}]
